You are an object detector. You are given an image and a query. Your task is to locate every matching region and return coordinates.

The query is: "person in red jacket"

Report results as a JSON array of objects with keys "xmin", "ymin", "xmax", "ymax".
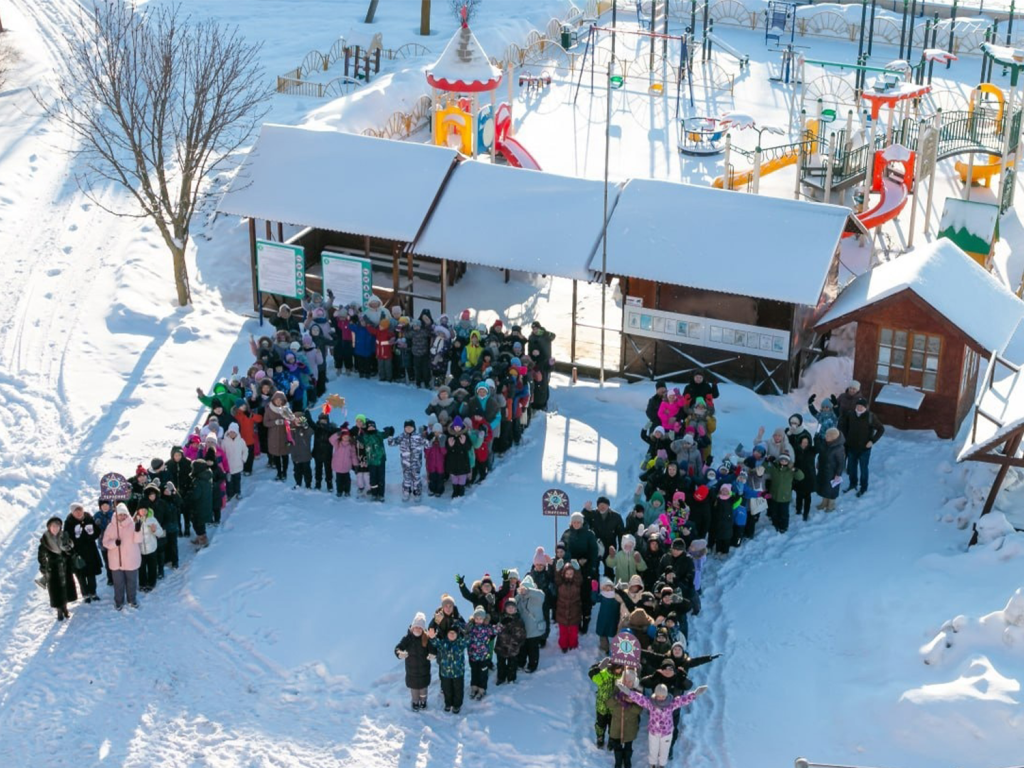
[
  {"xmin": 470, "ymin": 415, "xmax": 493, "ymax": 485},
  {"xmin": 231, "ymin": 402, "xmax": 261, "ymax": 475},
  {"xmin": 374, "ymin": 317, "xmax": 395, "ymax": 382}
]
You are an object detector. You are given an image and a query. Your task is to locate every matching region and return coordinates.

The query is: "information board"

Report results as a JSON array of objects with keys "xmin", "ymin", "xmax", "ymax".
[
  {"xmin": 322, "ymin": 253, "xmax": 373, "ymax": 309},
  {"xmin": 623, "ymin": 306, "xmax": 790, "ymax": 361},
  {"xmin": 256, "ymin": 240, "xmax": 305, "ymax": 300}
]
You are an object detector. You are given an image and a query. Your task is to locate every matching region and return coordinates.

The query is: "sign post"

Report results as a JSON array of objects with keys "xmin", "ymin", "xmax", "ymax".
[
  {"xmin": 99, "ymin": 472, "xmax": 131, "ymax": 502},
  {"xmin": 541, "ymin": 488, "xmax": 570, "ymax": 546},
  {"xmin": 611, "ymin": 630, "xmax": 642, "ymax": 669},
  {"xmin": 256, "ymin": 239, "xmax": 305, "ymax": 326}
]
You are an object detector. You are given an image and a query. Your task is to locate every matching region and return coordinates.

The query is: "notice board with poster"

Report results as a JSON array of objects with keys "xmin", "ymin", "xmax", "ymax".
[
  {"xmin": 623, "ymin": 305, "xmax": 790, "ymax": 361},
  {"xmin": 256, "ymin": 240, "xmax": 305, "ymax": 300},
  {"xmin": 322, "ymin": 253, "xmax": 373, "ymax": 309}
]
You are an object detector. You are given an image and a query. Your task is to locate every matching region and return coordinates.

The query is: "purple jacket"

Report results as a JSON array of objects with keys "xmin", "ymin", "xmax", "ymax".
[
  {"xmin": 624, "ymin": 689, "xmax": 697, "ymax": 736},
  {"xmin": 425, "ymin": 439, "xmax": 447, "ymax": 474},
  {"xmin": 328, "ymin": 434, "xmax": 358, "ymax": 473}
]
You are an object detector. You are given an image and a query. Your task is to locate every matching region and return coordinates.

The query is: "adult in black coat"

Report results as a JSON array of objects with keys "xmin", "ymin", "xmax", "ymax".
[
  {"xmin": 839, "ymin": 398, "xmax": 885, "ymax": 497},
  {"xmin": 816, "ymin": 428, "xmax": 846, "ymax": 511},
  {"xmin": 312, "ymin": 412, "xmax": 339, "ymax": 492},
  {"xmin": 584, "ymin": 497, "xmax": 624, "ymax": 564},
  {"xmin": 561, "ymin": 511, "xmax": 599, "ymax": 631},
  {"xmin": 444, "ymin": 419, "xmax": 473, "ymax": 497},
  {"xmin": 395, "ymin": 616, "xmax": 436, "ymax": 710},
  {"xmin": 189, "ymin": 459, "xmax": 214, "ymax": 544},
  {"xmin": 792, "ymin": 434, "xmax": 817, "ymax": 520},
  {"xmin": 38, "ymin": 517, "xmax": 77, "ymax": 620},
  {"xmin": 643, "ymin": 462, "xmax": 687, "ymax": 502},
  {"xmin": 640, "ymin": 425, "xmax": 673, "ymax": 462},
  {"xmin": 686, "ymin": 485, "xmax": 712, "ymax": 541},
  {"xmin": 167, "ymin": 446, "xmax": 193, "ymax": 536},
  {"xmin": 711, "ymin": 489, "xmax": 736, "ymax": 555},
  {"xmin": 527, "ymin": 322, "xmax": 556, "ymax": 373},
  {"xmin": 640, "ymin": 533, "xmax": 665, "ymax": 590},
  {"xmin": 64, "ymin": 503, "xmax": 103, "ymax": 602},
  {"xmin": 658, "ymin": 541, "xmax": 696, "ymax": 596},
  {"xmin": 683, "ymin": 369, "xmax": 720, "ymax": 404},
  {"xmin": 645, "ymin": 381, "xmax": 668, "ymax": 425}
]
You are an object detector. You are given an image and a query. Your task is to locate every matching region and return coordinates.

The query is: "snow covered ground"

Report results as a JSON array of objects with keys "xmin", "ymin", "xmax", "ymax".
[{"xmin": 0, "ymin": 0, "xmax": 1023, "ymax": 766}]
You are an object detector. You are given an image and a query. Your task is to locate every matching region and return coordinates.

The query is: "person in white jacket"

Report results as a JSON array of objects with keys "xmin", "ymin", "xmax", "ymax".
[
  {"xmin": 222, "ymin": 424, "xmax": 248, "ymax": 500},
  {"xmin": 136, "ymin": 489, "xmax": 165, "ymax": 593}
]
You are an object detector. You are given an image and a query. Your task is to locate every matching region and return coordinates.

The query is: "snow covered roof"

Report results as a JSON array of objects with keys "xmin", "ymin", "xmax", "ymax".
[
  {"xmin": 958, "ymin": 317, "xmax": 1024, "ymax": 462},
  {"xmin": 817, "ymin": 239, "xmax": 1024, "ymax": 353},
  {"xmin": 426, "ymin": 22, "xmax": 502, "ymax": 92},
  {"xmin": 938, "ymin": 198, "xmax": 999, "ymax": 252},
  {"xmin": 218, "ymin": 125, "xmax": 460, "ymax": 243},
  {"xmin": 413, "ymin": 161, "xmax": 614, "ymax": 281},
  {"xmin": 592, "ymin": 179, "xmax": 851, "ymax": 305}
]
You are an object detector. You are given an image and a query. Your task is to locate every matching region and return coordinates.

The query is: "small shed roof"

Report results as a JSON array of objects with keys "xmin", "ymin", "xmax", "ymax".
[
  {"xmin": 414, "ymin": 161, "xmax": 614, "ymax": 281},
  {"xmin": 426, "ymin": 22, "xmax": 502, "ymax": 92},
  {"xmin": 958, "ymin": 316, "xmax": 1024, "ymax": 462},
  {"xmin": 593, "ymin": 179, "xmax": 851, "ymax": 305},
  {"xmin": 816, "ymin": 239, "xmax": 1024, "ymax": 353},
  {"xmin": 218, "ymin": 125, "xmax": 460, "ymax": 243},
  {"xmin": 938, "ymin": 197, "xmax": 999, "ymax": 254}
]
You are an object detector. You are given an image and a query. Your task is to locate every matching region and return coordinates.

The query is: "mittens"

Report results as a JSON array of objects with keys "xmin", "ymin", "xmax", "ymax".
[{"xmin": 397, "ymin": 650, "xmax": 409, "ymax": 660}]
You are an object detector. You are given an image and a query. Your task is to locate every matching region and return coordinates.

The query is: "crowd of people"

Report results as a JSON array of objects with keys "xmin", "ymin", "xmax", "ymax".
[{"xmin": 35, "ymin": 292, "xmax": 559, "ymax": 619}]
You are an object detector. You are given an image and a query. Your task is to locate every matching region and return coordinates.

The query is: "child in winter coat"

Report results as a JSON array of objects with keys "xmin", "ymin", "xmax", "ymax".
[
  {"xmin": 435, "ymin": 624, "xmax": 469, "ymax": 713},
  {"xmin": 352, "ymin": 316, "xmax": 376, "ymax": 378},
  {"xmin": 312, "ymin": 412, "xmax": 338, "ymax": 492},
  {"xmin": 608, "ymin": 668, "xmax": 644, "ymax": 768},
  {"xmin": 554, "ymin": 558, "xmax": 583, "ymax": 652},
  {"xmin": 688, "ymin": 539, "xmax": 707, "ymax": 614},
  {"xmin": 328, "ymin": 427, "xmax": 358, "ymax": 497},
  {"xmin": 456, "ymin": 572, "xmax": 501, "ymax": 622},
  {"xmin": 592, "ymin": 577, "xmax": 623, "ymax": 654},
  {"xmin": 387, "ymin": 419, "xmax": 428, "ymax": 501},
  {"xmin": 395, "ymin": 612, "xmax": 436, "ymax": 711},
  {"xmin": 360, "ymin": 420, "xmax": 389, "ymax": 501},
  {"xmin": 469, "ymin": 415, "xmax": 493, "ymax": 485},
  {"xmin": 424, "ymin": 423, "xmax": 447, "ymax": 497},
  {"xmin": 494, "ymin": 598, "xmax": 527, "ymax": 685},
  {"xmin": 616, "ymin": 682, "xmax": 708, "ymax": 768},
  {"xmin": 464, "ymin": 606, "xmax": 496, "ymax": 700},
  {"xmin": 222, "ymin": 424, "xmax": 248, "ymax": 500},
  {"xmin": 445, "ymin": 417, "xmax": 473, "ymax": 498},
  {"xmin": 589, "ymin": 657, "xmax": 625, "ymax": 749},
  {"xmin": 135, "ymin": 493, "xmax": 165, "ymax": 593},
  {"xmin": 605, "ymin": 534, "xmax": 647, "ymax": 584},
  {"xmin": 634, "ymin": 484, "xmax": 667, "ymax": 527},
  {"xmin": 792, "ymin": 434, "xmax": 818, "ymax": 521},
  {"xmin": 332, "ymin": 307, "xmax": 355, "ymax": 375},
  {"xmin": 374, "ymin": 317, "xmax": 394, "ymax": 382},
  {"xmin": 290, "ymin": 416, "xmax": 314, "ymax": 489},
  {"xmin": 515, "ymin": 574, "xmax": 546, "ymax": 672},
  {"xmin": 765, "ymin": 453, "xmax": 804, "ymax": 533}
]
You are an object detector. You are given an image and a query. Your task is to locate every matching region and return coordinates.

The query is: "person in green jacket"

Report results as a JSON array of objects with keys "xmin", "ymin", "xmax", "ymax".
[
  {"xmin": 605, "ymin": 534, "xmax": 647, "ymax": 582},
  {"xmin": 633, "ymin": 484, "xmax": 666, "ymax": 528},
  {"xmin": 589, "ymin": 657, "xmax": 625, "ymax": 749},
  {"xmin": 608, "ymin": 667, "xmax": 643, "ymax": 768},
  {"xmin": 765, "ymin": 453, "xmax": 803, "ymax": 534},
  {"xmin": 360, "ymin": 420, "xmax": 392, "ymax": 502}
]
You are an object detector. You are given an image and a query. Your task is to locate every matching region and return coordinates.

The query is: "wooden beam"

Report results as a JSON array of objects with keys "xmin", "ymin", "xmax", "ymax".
[
  {"xmin": 248, "ymin": 218, "xmax": 259, "ymax": 313},
  {"xmin": 981, "ymin": 432, "xmax": 1024, "ymax": 516},
  {"xmin": 440, "ymin": 258, "xmax": 448, "ymax": 314},
  {"xmin": 277, "ymin": 222, "xmax": 284, "ymax": 242},
  {"xmin": 571, "ymin": 279, "xmax": 578, "ymax": 363},
  {"xmin": 265, "ymin": 220, "xmax": 272, "ymax": 241},
  {"xmin": 969, "ymin": 452, "xmax": 1024, "ymax": 469},
  {"xmin": 392, "ymin": 243, "xmax": 400, "ymax": 305}
]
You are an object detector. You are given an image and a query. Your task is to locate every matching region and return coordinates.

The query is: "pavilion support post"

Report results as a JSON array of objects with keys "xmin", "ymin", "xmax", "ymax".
[
  {"xmin": 265, "ymin": 220, "xmax": 272, "ymax": 240},
  {"xmin": 248, "ymin": 218, "xmax": 258, "ymax": 313},
  {"xmin": 277, "ymin": 222, "xmax": 284, "ymax": 242},
  {"xmin": 392, "ymin": 243, "xmax": 400, "ymax": 304},
  {"xmin": 440, "ymin": 258, "xmax": 448, "ymax": 313},
  {"xmin": 571, "ymin": 279, "xmax": 578, "ymax": 364},
  {"xmin": 980, "ymin": 432, "xmax": 1024, "ymax": 517},
  {"xmin": 504, "ymin": 268, "xmax": 510, "ymax": 283},
  {"xmin": 364, "ymin": 235, "xmax": 371, "ymax": 258}
]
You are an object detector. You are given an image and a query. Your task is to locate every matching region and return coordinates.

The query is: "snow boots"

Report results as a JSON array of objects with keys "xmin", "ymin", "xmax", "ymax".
[{"xmin": 192, "ymin": 534, "xmax": 209, "ymax": 548}]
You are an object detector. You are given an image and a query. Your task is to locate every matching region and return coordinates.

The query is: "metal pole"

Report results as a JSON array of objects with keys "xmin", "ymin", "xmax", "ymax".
[
  {"xmin": 906, "ymin": 0, "xmax": 916, "ymax": 62},
  {"xmin": 824, "ymin": 132, "xmax": 836, "ymax": 201},
  {"xmin": 724, "ymin": 134, "xmax": 732, "ymax": 190},
  {"xmin": 965, "ymin": 153, "xmax": 975, "ymax": 200},
  {"xmin": 795, "ymin": 135, "xmax": 805, "ymax": 200},
  {"xmin": 600, "ymin": 60, "xmax": 612, "ymax": 387},
  {"xmin": 947, "ymin": 0, "xmax": 958, "ymax": 69},
  {"xmin": 868, "ymin": 0, "xmax": 878, "ymax": 56},
  {"xmin": 899, "ymin": 0, "xmax": 909, "ymax": 59},
  {"xmin": 1008, "ymin": 0, "xmax": 1016, "ymax": 46},
  {"xmin": 857, "ymin": 0, "xmax": 868, "ymax": 73},
  {"xmin": 753, "ymin": 145, "xmax": 763, "ymax": 193}
]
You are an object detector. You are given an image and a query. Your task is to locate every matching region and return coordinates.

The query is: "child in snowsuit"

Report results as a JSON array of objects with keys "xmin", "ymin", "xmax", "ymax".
[
  {"xmin": 589, "ymin": 657, "xmax": 624, "ymax": 749},
  {"xmin": 395, "ymin": 612, "xmax": 435, "ymax": 711},
  {"xmin": 494, "ymin": 598, "xmax": 526, "ymax": 685},
  {"xmin": 593, "ymin": 577, "xmax": 623, "ymax": 654},
  {"xmin": 554, "ymin": 558, "xmax": 583, "ymax": 652},
  {"xmin": 328, "ymin": 427, "xmax": 358, "ymax": 497},
  {"xmin": 424, "ymin": 423, "xmax": 447, "ymax": 497},
  {"xmin": 435, "ymin": 624, "xmax": 469, "ymax": 713},
  {"xmin": 465, "ymin": 606, "xmax": 496, "ymax": 700},
  {"xmin": 360, "ymin": 420, "xmax": 390, "ymax": 501},
  {"xmin": 387, "ymin": 419, "xmax": 428, "ymax": 501},
  {"xmin": 616, "ymin": 682, "xmax": 708, "ymax": 768}
]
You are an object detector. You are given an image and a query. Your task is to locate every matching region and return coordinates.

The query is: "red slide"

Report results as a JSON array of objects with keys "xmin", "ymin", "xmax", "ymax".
[{"xmin": 494, "ymin": 103, "xmax": 541, "ymax": 171}]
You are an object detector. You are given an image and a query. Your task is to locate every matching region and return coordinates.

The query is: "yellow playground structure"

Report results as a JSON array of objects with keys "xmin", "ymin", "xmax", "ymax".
[
  {"xmin": 713, "ymin": 120, "xmax": 817, "ymax": 190},
  {"xmin": 955, "ymin": 83, "xmax": 1004, "ymax": 187}
]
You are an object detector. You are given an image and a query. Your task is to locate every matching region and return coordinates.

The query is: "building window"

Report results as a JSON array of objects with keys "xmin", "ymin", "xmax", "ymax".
[{"xmin": 877, "ymin": 328, "xmax": 941, "ymax": 392}]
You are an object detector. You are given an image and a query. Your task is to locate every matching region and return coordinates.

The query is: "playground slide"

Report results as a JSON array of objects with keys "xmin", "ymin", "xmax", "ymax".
[
  {"xmin": 705, "ymin": 32, "xmax": 750, "ymax": 69},
  {"xmin": 712, "ymin": 150, "xmax": 797, "ymax": 189},
  {"xmin": 843, "ymin": 175, "xmax": 909, "ymax": 237},
  {"xmin": 956, "ymin": 154, "xmax": 1001, "ymax": 187},
  {"xmin": 497, "ymin": 135, "xmax": 542, "ymax": 170}
]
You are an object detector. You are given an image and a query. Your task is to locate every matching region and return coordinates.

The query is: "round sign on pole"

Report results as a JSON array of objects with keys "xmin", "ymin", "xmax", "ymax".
[
  {"xmin": 100, "ymin": 472, "xmax": 131, "ymax": 501},
  {"xmin": 541, "ymin": 488, "xmax": 570, "ymax": 516}
]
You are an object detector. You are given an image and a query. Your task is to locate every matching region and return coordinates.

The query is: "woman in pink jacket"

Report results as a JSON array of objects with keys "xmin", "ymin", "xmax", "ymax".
[
  {"xmin": 617, "ymin": 681, "xmax": 707, "ymax": 767},
  {"xmin": 102, "ymin": 503, "xmax": 144, "ymax": 611},
  {"xmin": 657, "ymin": 389, "xmax": 686, "ymax": 433},
  {"xmin": 328, "ymin": 427, "xmax": 359, "ymax": 497}
]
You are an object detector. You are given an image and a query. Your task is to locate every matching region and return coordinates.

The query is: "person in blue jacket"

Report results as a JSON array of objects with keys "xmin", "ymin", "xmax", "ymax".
[{"xmin": 351, "ymin": 315, "xmax": 377, "ymax": 379}]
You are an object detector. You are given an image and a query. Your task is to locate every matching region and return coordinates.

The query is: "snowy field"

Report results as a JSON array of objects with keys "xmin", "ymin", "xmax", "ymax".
[{"xmin": 1, "ymin": 0, "xmax": 1023, "ymax": 766}]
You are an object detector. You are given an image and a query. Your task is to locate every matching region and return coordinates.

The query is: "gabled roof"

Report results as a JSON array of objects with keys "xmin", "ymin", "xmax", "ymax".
[
  {"xmin": 593, "ymin": 178, "xmax": 851, "ymax": 305},
  {"xmin": 413, "ymin": 161, "xmax": 614, "ymax": 281},
  {"xmin": 816, "ymin": 239, "xmax": 1024, "ymax": 353},
  {"xmin": 218, "ymin": 125, "xmax": 460, "ymax": 243},
  {"xmin": 426, "ymin": 22, "xmax": 501, "ymax": 92},
  {"xmin": 959, "ymin": 316, "xmax": 1024, "ymax": 462}
]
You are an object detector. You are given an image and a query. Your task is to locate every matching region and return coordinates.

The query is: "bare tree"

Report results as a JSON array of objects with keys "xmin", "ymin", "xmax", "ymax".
[
  {"xmin": 420, "ymin": 0, "xmax": 431, "ymax": 36},
  {"xmin": 448, "ymin": 0, "xmax": 481, "ymax": 25},
  {"xmin": 42, "ymin": 2, "xmax": 272, "ymax": 306},
  {"xmin": 0, "ymin": 35, "xmax": 14, "ymax": 91}
]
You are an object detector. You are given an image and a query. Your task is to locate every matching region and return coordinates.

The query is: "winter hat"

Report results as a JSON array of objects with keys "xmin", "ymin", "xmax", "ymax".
[
  {"xmin": 289, "ymin": 341, "xmax": 301, "ymax": 352},
  {"xmin": 404, "ymin": 419, "xmax": 416, "ymax": 430},
  {"xmin": 856, "ymin": 397, "xmax": 868, "ymax": 407},
  {"xmin": 504, "ymin": 598, "xmax": 517, "ymax": 611},
  {"xmin": 694, "ymin": 397, "xmax": 707, "ymax": 410},
  {"xmin": 672, "ymin": 491, "xmax": 686, "ymax": 505},
  {"xmin": 412, "ymin": 612, "xmax": 428, "ymax": 630},
  {"xmin": 555, "ymin": 541, "xmax": 566, "ymax": 553},
  {"xmin": 301, "ymin": 333, "xmax": 313, "ymax": 347},
  {"xmin": 652, "ymin": 425, "xmax": 665, "ymax": 436},
  {"xmin": 492, "ymin": 320, "xmax": 503, "ymax": 329},
  {"xmin": 672, "ymin": 637, "xmax": 688, "ymax": 654},
  {"xmin": 778, "ymin": 453, "xmax": 792, "ymax": 464},
  {"xmin": 205, "ymin": 434, "xmax": 218, "ymax": 445},
  {"xmin": 825, "ymin": 427, "xmax": 841, "ymax": 441},
  {"xmin": 452, "ymin": 416, "xmax": 464, "ymax": 430},
  {"xmin": 596, "ymin": 496, "xmax": 611, "ymax": 507},
  {"xmin": 475, "ymin": 381, "xmax": 489, "ymax": 394},
  {"xmin": 671, "ymin": 538, "xmax": 686, "ymax": 551},
  {"xmin": 693, "ymin": 485, "xmax": 710, "ymax": 502},
  {"xmin": 848, "ymin": 380, "xmax": 861, "ymax": 391},
  {"xmin": 653, "ymin": 684, "xmax": 669, "ymax": 699},
  {"xmin": 226, "ymin": 424, "xmax": 239, "ymax": 436},
  {"xmin": 507, "ymin": 568, "xmax": 520, "ymax": 581},
  {"xmin": 68, "ymin": 502, "xmax": 84, "ymax": 514},
  {"xmin": 472, "ymin": 606, "xmax": 487, "ymax": 620},
  {"xmin": 628, "ymin": 574, "xmax": 644, "ymax": 590},
  {"xmin": 622, "ymin": 534, "xmax": 636, "ymax": 550},
  {"xmin": 460, "ymin": 309, "xmax": 471, "ymax": 321},
  {"xmin": 171, "ymin": 446, "xmax": 184, "ymax": 457},
  {"xmin": 718, "ymin": 484, "xmax": 733, "ymax": 498},
  {"xmin": 481, "ymin": 573, "xmax": 494, "ymax": 586},
  {"xmin": 135, "ymin": 464, "xmax": 148, "ymax": 477},
  {"xmin": 681, "ymin": 432, "xmax": 695, "ymax": 445},
  {"xmin": 431, "ymin": 423, "xmax": 443, "ymax": 435},
  {"xmin": 789, "ymin": 413, "xmax": 804, "ymax": 427},
  {"xmin": 115, "ymin": 502, "xmax": 130, "ymax": 516},
  {"xmin": 655, "ymin": 380, "xmax": 667, "ymax": 392},
  {"xmin": 650, "ymin": 491, "xmax": 665, "ymax": 507},
  {"xmin": 656, "ymin": 449, "xmax": 668, "ymax": 462},
  {"xmin": 150, "ymin": 458, "xmax": 165, "ymax": 472},
  {"xmin": 441, "ymin": 593, "xmax": 456, "ymax": 607},
  {"xmin": 533, "ymin": 546, "xmax": 550, "ymax": 567},
  {"xmin": 689, "ymin": 538, "xmax": 708, "ymax": 556},
  {"xmin": 569, "ymin": 511, "xmax": 585, "ymax": 524}
]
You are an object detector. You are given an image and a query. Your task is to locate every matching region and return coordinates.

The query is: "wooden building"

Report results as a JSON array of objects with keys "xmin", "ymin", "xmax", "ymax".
[
  {"xmin": 597, "ymin": 178, "xmax": 858, "ymax": 393},
  {"xmin": 816, "ymin": 240, "xmax": 1024, "ymax": 439}
]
